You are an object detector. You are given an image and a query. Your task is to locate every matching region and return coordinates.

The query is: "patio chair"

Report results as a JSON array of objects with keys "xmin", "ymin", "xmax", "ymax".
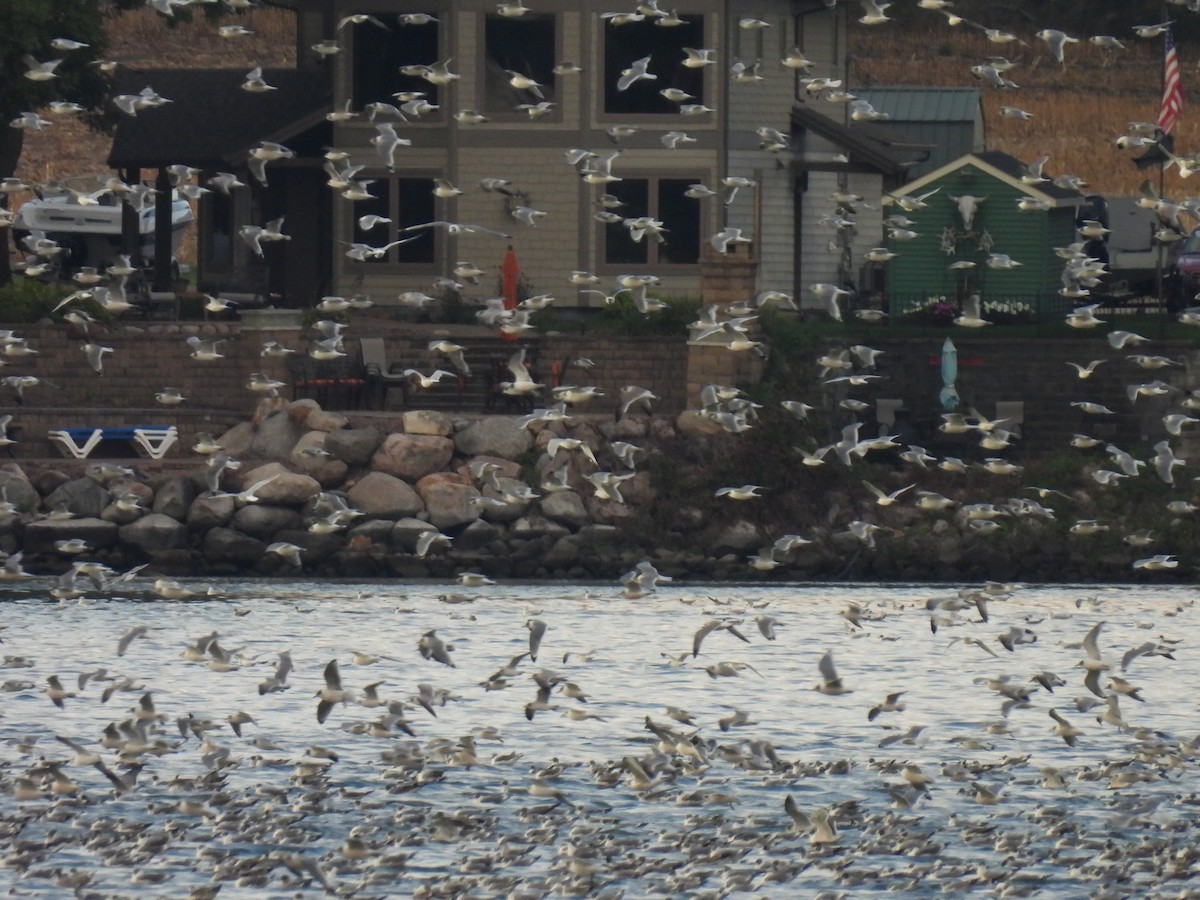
[
  {"xmin": 359, "ymin": 337, "xmax": 409, "ymax": 410},
  {"xmin": 286, "ymin": 354, "xmax": 366, "ymax": 409}
]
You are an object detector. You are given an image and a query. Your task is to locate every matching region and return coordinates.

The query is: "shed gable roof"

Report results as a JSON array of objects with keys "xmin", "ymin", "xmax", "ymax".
[{"xmin": 893, "ymin": 151, "xmax": 1082, "ymax": 206}]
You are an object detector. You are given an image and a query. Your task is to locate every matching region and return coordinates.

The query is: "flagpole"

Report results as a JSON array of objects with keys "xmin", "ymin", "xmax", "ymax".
[
  {"xmin": 1157, "ymin": 1, "xmax": 1168, "ymax": 310},
  {"xmin": 1157, "ymin": 34, "xmax": 1165, "ymax": 310}
]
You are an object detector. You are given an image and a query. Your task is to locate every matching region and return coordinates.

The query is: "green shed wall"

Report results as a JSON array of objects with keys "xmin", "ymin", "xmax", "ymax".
[{"xmin": 886, "ymin": 162, "xmax": 1076, "ymax": 317}]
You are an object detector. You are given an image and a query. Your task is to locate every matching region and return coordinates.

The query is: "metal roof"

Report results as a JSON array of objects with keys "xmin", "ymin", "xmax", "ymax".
[{"xmin": 853, "ymin": 87, "xmax": 981, "ymax": 123}]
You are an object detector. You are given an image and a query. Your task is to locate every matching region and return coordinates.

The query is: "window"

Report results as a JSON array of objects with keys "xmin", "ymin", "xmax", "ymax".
[
  {"xmin": 483, "ymin": 13, "xmax": 556, "ymax": 112},
  {"xmin": 603, "ymin": 177, "xmax": 701, "ymax": 266},
  {"xmin": 604, "ymin": 16, "xmax": 704, "ymax": 115},
  {"xmin": 351, "ymin": 176, "xmax": 436, "ymax": 266},
  {"xmin": 352, "ymin": 16, "xmax": 441, "ymax": 109}
]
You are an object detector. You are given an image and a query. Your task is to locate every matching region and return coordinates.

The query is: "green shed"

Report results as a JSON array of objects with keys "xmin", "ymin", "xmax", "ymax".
[{"xmin": 884, "ymin": 151, "xmax": 1082, "ymax": 324}]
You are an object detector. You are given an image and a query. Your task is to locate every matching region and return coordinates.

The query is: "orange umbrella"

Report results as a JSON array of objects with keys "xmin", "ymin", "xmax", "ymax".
[
  {"xmin": 501, "ymin": 245, "xmax": 519, "ymax": 310},
  {"xmin": 500, "ymin": 246, "xmax": 519, "ymax": 342}
]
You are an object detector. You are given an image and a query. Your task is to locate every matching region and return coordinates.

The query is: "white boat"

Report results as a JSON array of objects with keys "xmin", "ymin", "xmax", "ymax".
[{"xmin": 11, "ymin": 187, "xmax": 194, "ymax": 271}]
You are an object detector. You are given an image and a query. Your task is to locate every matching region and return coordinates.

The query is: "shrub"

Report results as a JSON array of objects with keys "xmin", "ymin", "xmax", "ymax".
[
  {"xmin": 0, "ymin": 279, "xmax": 73, "ymax": 323},
  {"xmin": 588, "ymin": 292, "xmax": 701, "ymax": 336}
]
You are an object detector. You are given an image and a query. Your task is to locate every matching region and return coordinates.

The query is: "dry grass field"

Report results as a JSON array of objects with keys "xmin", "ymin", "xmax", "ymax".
[
  {"xmin": 851, "ymin": 24, "xmax": 1200, "ymax": 199},
  {"xmin": 10, "ymin": 11, "xmax": 1200, "ymax": 266}
]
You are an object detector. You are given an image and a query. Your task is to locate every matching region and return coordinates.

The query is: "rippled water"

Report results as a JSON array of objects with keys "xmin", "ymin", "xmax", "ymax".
[{"xmin": 1, "ymin": 580, "xmax": 1198, "ymax": 897}]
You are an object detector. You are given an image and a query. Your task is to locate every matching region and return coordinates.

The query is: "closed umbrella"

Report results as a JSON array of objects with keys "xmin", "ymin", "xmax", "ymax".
[
  {"xmin": 499, "ymin": 245, "xmax": 520, "ymax": 342},
  {"xmin": 501, "ymin": 245, "xmax": 519, "ymax": 310},
  {"xmin": 939, "ymin": 337, "xmax": 960, "ymax": 411}
]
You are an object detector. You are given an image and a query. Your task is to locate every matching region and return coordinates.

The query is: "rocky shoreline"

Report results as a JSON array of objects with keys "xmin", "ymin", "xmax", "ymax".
[{"xmin": 0, "ymin": 398, "xmax": 1193, "ymax": 585}]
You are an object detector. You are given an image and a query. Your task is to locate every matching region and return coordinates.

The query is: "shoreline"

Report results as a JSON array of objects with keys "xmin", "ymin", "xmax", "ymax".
[{"xmin": 1, "ymin": 397, "xmax": 1196, "ymax": 587}]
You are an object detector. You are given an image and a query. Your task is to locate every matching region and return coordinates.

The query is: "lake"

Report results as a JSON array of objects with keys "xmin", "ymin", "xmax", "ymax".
[{"xmin": 0, "ymin": 579, "xmax": 1196, "ymax": 897}]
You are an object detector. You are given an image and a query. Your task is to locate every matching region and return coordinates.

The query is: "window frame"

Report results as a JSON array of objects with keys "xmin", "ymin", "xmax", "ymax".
[
  {"xmin": 349, "ymin": 14, "xmax": 444, "ymax": 122},
  {"xmin": 597, "ymin": 173, "xmax": 706, "ymax": 272},
  {"xmin": 480, "ymin": 11, "xmax": 560, "ymax": 121},
  {"xmin": 600, "ymin": 13, "xmax": 709, "ymax": 120},
  {"xmin": 342, "ymin": 171, "xmax": 440, "ymax": 273}
]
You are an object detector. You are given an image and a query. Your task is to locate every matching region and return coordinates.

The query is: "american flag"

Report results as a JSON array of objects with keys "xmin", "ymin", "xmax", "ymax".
[{"xmin": 1159, "ymin": 29, "xmax": 1184, "ymax": 135}]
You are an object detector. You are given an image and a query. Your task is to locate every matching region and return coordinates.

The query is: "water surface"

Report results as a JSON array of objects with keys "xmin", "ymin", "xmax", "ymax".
[{"xmin": 0, "ymin": 580, "xmax": 1195, "ymax": 897}]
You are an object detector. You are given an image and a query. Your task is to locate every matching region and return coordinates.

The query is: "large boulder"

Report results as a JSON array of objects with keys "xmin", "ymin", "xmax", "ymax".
[
  {"xmin": 0, "ymin": 466, "xmax": 39, "ymax": 513},
  {"xmin": 153, "ymin": 477, "xmax": 197, "ymax": 521},
  {"xmin": 710, "ymin": 519, "xmax": 763, "ymax": 554},
  {"xmin": 480, "ymin": 476, "xmax": 532, "ymax": 523},
  {"xmin": 541, "ymin": 535, "xmax": 582, "ymax": 569},
  {"xmin": 459, "ymin": 454, "xmax": 521, "ymax": 482},
  {"xmin": 325, "ymin": 426, "xmax": 382, "ymax": 467},
  {"xmin": 676, "ymin": 410, "xmax": 728, "ymax": 437},
  {"xmin": 203, "ymin": 527, "xmax": 266, "ymax": 564},
  {"xmin": 233, "ymin": 504, "xmax": 304, "ymax": 539},
  {"xmin": 238, "ymin": 463, "xmax": 321, "ymax": 506},
  {"xmin": 286, "ymin": 399, "xmax": 320, "ymax": 426},
  {"xmin": 346, "ymin": 471, "xmax": 424, "ymax": 518},
  {"xmin": 217, "ymin": 421, "xmax": 256, "ymax": 458},
  {"xmin": 100, "ymin": 498, "xmax": 143, "ymax": 525},
  {"xmin": 539, "ymin": 490, "xmax": 589, "ymax": 530},
  {"xmin": 305, "ymin": 409, "xmax": 349, "ymax": 433},
  {"xmin": 403, "ymin": 410, "xmax": 452, "ymax": 436},
  {"xmin": 187, "ymin": 494, "xmax": 236, "ymax": 531},
  {"xmin": 23, "ymin": 517, "xmax": 118, "ymax": 554},
  {"xmin": 119, "ymin": 513, "xmax": 188, "ymax": 556},
  {"xmin": 390, "ymin": 517, "xmax": 439, "ymax": 552},
  {"xmin": 454, "ymin": 417, "xmax": 533, "ymax": 458},
  {"xmin": 290, "ymin": 432, "xmax": 349, "ymax": 487},
  {"xmin": 44, "ymin": 477, "xmax": 109, "ymax": 519},
  {"xmin": 415, "ymin": 472, "xmax": 479, "ymax": 530},
  {"xmin": 84, "ymin": 463, "xmax": 135, "ymax": 487},
  {"xmin": 249, "ymin": 410, "xmax": 304, "ymax": 461},
  {"xmin": 372, "ymin": 434, "xmax": 454, "ymax": 481},
  {"xmin": 345, "ymin": 519, "xmax": 395, "ymax": 549},
  {"xmin": 454, "ymin": 518, "xmax": 501, "ymax": 552},
  {"xmin": 511, "ymin": 515, "xmax": 569, "ymax": 539}
]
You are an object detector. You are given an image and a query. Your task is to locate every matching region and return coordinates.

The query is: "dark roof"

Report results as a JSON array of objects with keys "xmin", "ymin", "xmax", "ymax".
[
  {"xmin": 973, "ymin": 150, "xmax": 1082, "ymax": 202},
  {"xmin": 790, "ymin": 105, "xmax": 928, "ymax": 177},
  {"xmin": 108, "ymin": 67, "xmax": 330, "ymax": 169}
]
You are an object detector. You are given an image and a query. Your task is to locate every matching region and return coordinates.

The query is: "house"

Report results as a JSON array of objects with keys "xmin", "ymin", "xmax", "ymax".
[
  {"xmin": 108, "ymin": 1, "xmax": 928, "ymax": 311},
  {"xmin": 884, "ymin": 150, "xmax": 1083, "ymax": 321}
]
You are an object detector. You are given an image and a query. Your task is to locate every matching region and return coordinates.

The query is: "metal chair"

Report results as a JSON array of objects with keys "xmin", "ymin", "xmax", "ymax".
[{"xmin": 359, "ymin": 337, "xmax": 409, "ymax": 410}]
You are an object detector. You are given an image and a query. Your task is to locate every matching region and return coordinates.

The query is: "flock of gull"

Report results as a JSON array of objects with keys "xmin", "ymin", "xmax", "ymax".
[
  {"xmin": 8, "ymin": 3, "xmax": 1200, "ymax": 896},
  {"xmin": 1, "ymin": 579, "xmax": 1200, "ymax": 898}
]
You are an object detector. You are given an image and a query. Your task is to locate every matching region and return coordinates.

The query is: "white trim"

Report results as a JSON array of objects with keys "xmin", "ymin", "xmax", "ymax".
[{"xmin": 891, "ymin": 153, "xmax": 1074, "ymax": 207}]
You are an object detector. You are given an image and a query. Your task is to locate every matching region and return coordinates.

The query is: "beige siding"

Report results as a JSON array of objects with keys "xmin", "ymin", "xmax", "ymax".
[
  {"xmin": 798, "ymin": 169, "xmax": 885, "ymax": 309},
  {"xmin": 319, "ymin": 1, "xmax": 848, "ymax": 308}
]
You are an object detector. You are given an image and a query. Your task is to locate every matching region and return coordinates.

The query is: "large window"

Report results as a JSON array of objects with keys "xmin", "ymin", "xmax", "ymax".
[
  {"xmin": 603, "ymin": 177, "xmax": 701, "ymax": 266},
  {"xmin": 351, "ymin": 176, "xmax": 436, "ymax": 266},
  {"xmin": 483, "ymin": 13, "xmax": 556, "ymax": 112},
  {"xmin": 352, "ymin": 16, "xmax": 441, "ymax": 109},
  {"xmin": 604, "ymin": 16, "xmax": 704, "ymax": 115}
]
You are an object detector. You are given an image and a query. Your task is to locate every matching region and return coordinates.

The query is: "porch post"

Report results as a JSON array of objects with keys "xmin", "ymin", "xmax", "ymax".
[{"xmin": 152, "ymin": 167, "xmax": 173, "ymax": 291}]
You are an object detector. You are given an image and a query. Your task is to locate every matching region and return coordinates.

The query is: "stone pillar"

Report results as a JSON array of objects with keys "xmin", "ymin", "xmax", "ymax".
[
  {"xmin": 699, "ymin": 241, "xmax": 757, "ymax": 308},
  {"xmin": 686, "ymin": 242, "xmax": 764, "ymax": 408}
]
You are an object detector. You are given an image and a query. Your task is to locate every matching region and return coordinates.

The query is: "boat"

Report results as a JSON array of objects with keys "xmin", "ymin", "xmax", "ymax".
[{"xmin": 11, "ymin": 182, "xmax": 194, "ymax": 273}]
